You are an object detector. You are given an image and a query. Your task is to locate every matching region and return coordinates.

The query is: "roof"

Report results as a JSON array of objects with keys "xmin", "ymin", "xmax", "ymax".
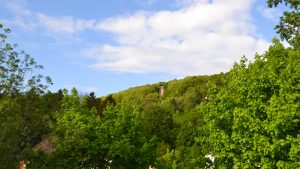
[{"xmin": 33, "ymin": 138, "xmax": 55, "ymax": 154}]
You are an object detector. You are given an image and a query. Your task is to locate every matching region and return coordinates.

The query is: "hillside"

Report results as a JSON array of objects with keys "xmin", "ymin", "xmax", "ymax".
[
  {"xmin": 111, "ymin": 73, "xmax": 227, "ymax": 125},
  {"xmin": 1, "ymin": 0, "xmax": 299, "ymax": 168}
]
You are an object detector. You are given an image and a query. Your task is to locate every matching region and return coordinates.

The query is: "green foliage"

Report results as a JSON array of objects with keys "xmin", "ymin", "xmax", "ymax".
[
  {"xmin": 0, "ymin": 23, "xmax": 55, "ymax": 168},
  {"xmin": 2, "ymin": 2, "xmax": 299, "ymax": 167},
  {"xmin": 267, "ymin": 0, "xmax": 300, "ymax": 46},
  {"xmin": 157, "ymin": 149, "xmax": 181, "ymax": 169},
  {"xmin": 0, "ymin": 90, "xmax": 63, "ymax": 168},
  {"xmin": 0, "ymin": 23, "xmax": 52, "ymax": 96},
  {"xmin": 102, "ymin": 99, "xmax": 156, "ymax": 168},
  {"xmin": 0, "ymin": 98, "xmax": 22, "ymax": 169},
  {"xmin": 197, "ymin": 39, "xmax": 300, "ymax": 168},
  {"xmin": 82, "ymin": 92, "xmax": 104, "ymax": 117},
  {"xmin": 143, "ymin": 104, "xmax": 175, "ymax": 144},
  {"xmin": 36, "ymin": 88, "xmax": 156, "ymax": 168},
  {"xmin": 110, "ymin": 74, "xmax": 226, "ymax": 168}
]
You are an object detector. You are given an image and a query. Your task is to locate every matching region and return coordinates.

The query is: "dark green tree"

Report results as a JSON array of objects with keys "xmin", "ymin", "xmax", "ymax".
[
  {"xmin": 143, "ymin": 104, "xmax": 175, "ymax": 145},
  {"xmin": 83, "ymin": 92, "xmax": 105, "ymax": 117},
  {"xmin": 0, "ymin": 23, "xmax": 52, "ymax": 168}
]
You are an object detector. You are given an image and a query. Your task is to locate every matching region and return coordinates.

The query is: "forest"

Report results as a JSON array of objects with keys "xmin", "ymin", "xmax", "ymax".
[{"xmin": 0, "ymin": 0, "xmax": 299, "ymax": 168}]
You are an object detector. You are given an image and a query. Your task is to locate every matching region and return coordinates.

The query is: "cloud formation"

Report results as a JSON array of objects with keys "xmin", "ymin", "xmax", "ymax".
[
  {"xmin": 3, "ymin": 1, "xmax": 96, "ymax": 34},
  {"xmin": 3, "ymin": 0, "xmax": 271, "ymax": 76},
  {"xmin": 36, "ymin": 13, "xmax": 96, "ymax": 33},
  {"xmin": 85, "ymin": 0, "xmax": 270, "ymax": 75},
  {"xmin": 258, "ymin": 6, "xmax": 282, "ymax": 22}
]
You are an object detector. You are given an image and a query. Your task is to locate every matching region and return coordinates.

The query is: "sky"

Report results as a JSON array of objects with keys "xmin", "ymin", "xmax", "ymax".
[{"xmin": 0, "ymin": 0, "xmax": 286, "ymax": 96}]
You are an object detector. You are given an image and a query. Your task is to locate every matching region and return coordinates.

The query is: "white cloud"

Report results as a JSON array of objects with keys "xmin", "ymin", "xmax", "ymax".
[
  {"xmin": 3, "ymin": 15, "xmax": 36, "ymax": 31},
  {"xmin": 258, "ymin": 6, "xmax": 282, "ymax": 21},
  {"xmin": 5, "ymin": 1, "xmax": 32, "ymax": 16},
  {"xmin": 3, "ymin": 0, "xmax": 271, "ymax": 76},
  {"xmin": 1, "ymin": 1, "xmax": 37, "ymax": 30},
  {"xmin": 36, "ymin": 13, "xmax": 96, "ymax": 33},
  {"xmin": 85, "ymin": 0, "xmax": 270, "ymax": 75},
  {"xmin": 3, "ymin": 1, "xmax": 96, "ymax": 34}
]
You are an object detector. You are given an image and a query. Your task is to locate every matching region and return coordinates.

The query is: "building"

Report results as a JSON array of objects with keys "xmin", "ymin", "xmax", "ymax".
[{"xmin": 160, "ymin": 86, "xmax": 165, "ymax": 96}]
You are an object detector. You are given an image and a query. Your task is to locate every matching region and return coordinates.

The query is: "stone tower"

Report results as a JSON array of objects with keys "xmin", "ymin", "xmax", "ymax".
[{"xmin": 160, "ymin": 86, "xmax": 165, "ymax": 96}]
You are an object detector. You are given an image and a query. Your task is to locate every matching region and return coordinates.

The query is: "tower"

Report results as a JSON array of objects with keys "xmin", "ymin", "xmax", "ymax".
[{"xmin": 160, "ymin": 86, "xmax": 165, "ymax": 96}]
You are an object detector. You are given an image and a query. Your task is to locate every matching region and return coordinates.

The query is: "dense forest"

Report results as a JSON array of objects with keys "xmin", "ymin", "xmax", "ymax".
[{"xmin": 0, "ymin": 0, "xmax": 299, "ymax": 168}]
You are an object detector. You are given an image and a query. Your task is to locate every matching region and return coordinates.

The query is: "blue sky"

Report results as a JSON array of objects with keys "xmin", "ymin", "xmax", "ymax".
[{"xmin": 0, "ymin": 0, "xmax": 285, "ymax": 96}]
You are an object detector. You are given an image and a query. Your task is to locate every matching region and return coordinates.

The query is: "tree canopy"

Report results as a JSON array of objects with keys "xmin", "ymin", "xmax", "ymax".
[
  {"xmin": 267, "ymin": 0, "xmax": 300, "ymax": 46},
  {"xmin": 1, "ymin": 0, "xmax": 299, "ymax": 168},
  {"xmin": 197, "ymin": 39, "xmax": 300, "ymax": 168}
]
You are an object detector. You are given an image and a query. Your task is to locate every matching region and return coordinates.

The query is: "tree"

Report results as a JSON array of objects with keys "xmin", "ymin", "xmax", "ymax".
[
  {"xmin": 0, "ymin": 23, "xmax": 52, "ymax": 168},
  {"xmin": 36, "ymin": 89, "xmax": 156, "ymax": 169},
  {"xmin": 0, "ymin": 24, "xmax": 52, "ymax": 96},
  {"xmin": 143, "ymin": 104, "xmax": 175, "ymax": 145},
  {"xmin": 194, "ymin": 2, "xmax": 300, "ymax": 167},
  {"xmin": 39, "ymin": 88, "xmax": 109, "ymax": 169},
  {"xmin": 197, "ymin": 39, "xmax": 300, "ymax": 168},
  {"xmin": 83, "ymin": 92, "xmax": 105, "ymax": 117},
  {"xmin": 267, "ymin": 0, "xmax": 300, "ymax": 46},
  {"xmin": 102, "ymin": 99, "xmax": 157, "ymax": 168}
]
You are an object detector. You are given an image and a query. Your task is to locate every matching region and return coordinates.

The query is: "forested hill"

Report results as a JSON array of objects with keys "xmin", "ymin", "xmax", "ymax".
[
  {"xmin": 44, "ymin": 39, "xmax": 298, "ymax": 169},
  {"xmin": 112, "ymin": 73, "xmax": 226, "ymax": 110},
  {"xmin": 1, "ymin": 0, "xmax": 300, "ymax": 168},
  {"xmin": 99, "ymin": 73, "xmax": 229, "ymax": 168}
]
